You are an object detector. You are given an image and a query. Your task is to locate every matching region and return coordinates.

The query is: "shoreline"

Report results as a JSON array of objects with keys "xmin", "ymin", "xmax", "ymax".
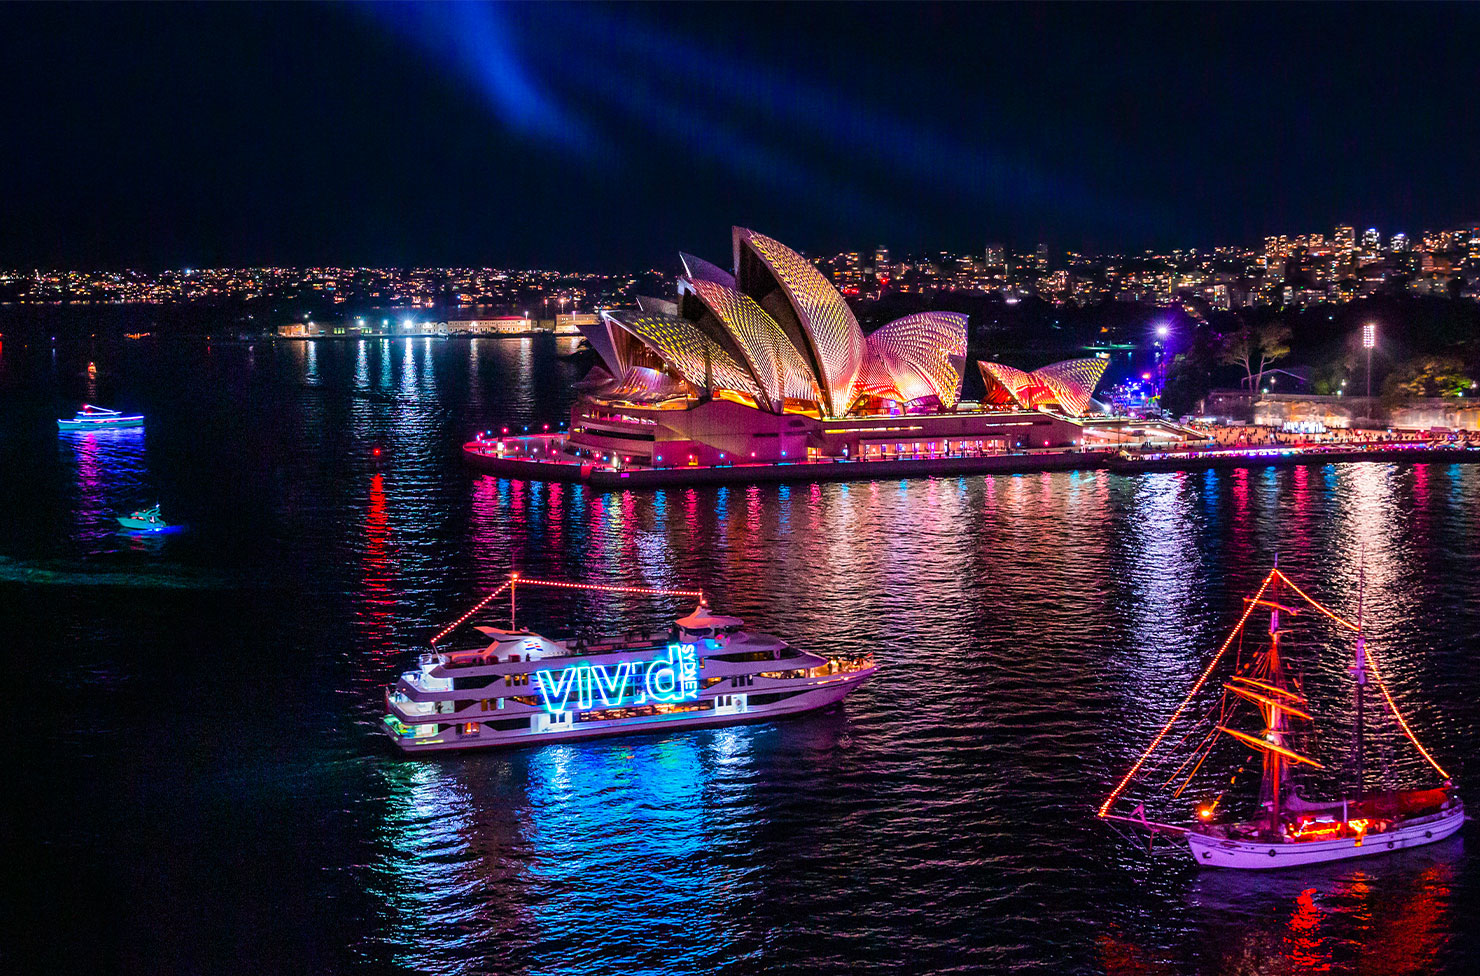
[{"xmin": 463, "ymin": 440, "xmax": 1480, "ymax": 488}]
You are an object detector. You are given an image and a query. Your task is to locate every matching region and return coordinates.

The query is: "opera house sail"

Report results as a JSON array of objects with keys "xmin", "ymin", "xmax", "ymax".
[
  {"xmin": 977, "ymin": 358, "xmax": 1109, "ymax": 418},
  {"xmin": 549, "ymin": 227, "xmax": 1110, "ymax": 470}
]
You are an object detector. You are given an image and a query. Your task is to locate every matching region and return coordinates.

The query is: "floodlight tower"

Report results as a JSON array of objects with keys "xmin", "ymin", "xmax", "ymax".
[
  {"xmin": 1154, "ymin": 323, "xmax": 1170, "ymax": 399},
  {"xmin": 1363, "ymin": 322, "xmax": 1376, "ymax": 417}
]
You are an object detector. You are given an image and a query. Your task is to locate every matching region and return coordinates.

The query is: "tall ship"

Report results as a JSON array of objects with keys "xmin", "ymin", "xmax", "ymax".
[
  {"xmin": 381, "ymin": 575, "xmax": 876, "ymax": 753},
  {"xmin": 1099, "ymin": 562, "xmax": 1463, "ymax": 870}
]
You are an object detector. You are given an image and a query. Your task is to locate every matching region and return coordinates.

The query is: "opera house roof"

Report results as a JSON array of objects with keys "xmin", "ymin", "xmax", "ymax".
[
  {"xmin": 581, "ymin": 228, "xmax": 966, "ymax": 419},
  {"xmin": 579, "ymin": 227, "xmax": 1103, "ymax": 420},
  {"xmin": 977, "ymin": 358, "xmax": 1109, "ymax": 418}
]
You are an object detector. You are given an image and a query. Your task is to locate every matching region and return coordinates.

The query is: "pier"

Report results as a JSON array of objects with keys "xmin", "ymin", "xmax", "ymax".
[{"xmin": 464, "ymin": 434, "xmax": 1480, "ymax": 487}]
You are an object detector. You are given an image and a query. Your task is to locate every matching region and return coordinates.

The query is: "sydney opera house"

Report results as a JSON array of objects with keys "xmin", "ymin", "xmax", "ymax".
[{"xmin": 559, "ymin": 228, "xmax": 1113, "ymax": 468}]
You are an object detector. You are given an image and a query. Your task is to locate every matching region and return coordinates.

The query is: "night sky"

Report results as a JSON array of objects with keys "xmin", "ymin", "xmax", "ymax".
[{"xmin": 3, "ymin": 2, "xmax": 1478, "ymax": 271}]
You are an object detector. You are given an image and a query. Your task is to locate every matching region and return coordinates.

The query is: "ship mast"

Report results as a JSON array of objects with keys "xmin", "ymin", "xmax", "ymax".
[
  {"xmin": 1352, "ymin": 558, "xmax": 1368, "ymax": 803},
  {"xmin": 1264, "ymin": 568, "xmax": 1286, "ymax": 830}
]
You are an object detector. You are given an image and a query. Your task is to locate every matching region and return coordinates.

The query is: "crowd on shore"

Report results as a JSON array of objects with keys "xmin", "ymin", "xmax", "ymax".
[{"xmin": 1195, "ymin": 423, "xmax": 1478, "ymax": 450}]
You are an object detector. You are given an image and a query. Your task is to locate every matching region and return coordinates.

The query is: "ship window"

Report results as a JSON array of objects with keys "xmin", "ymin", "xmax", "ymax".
[
  {"xmin": 749, "ymin": 691, "xmax": 804, "ymax": 706},
  {"xmin": 488, "ymin": 716, "xmax": 532, "ymax": 731},
  {"xmin": 711, "ymin": 650, "xmax": 775, "ymax": 663}
]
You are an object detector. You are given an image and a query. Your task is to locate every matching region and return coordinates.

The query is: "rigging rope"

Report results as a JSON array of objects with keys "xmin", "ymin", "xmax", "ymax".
[
  {"xmin": 1274, "ymin": 570, "xmax": 1450, "ymax": 781},
  {"xmin": 1099, "ymin": 567, "xmax": 1452, "ymax": 820},
  {"xmin": 1098, "ymin": 569, "xmax": 1277, "ymax": 818},
  {"xmin": 430, "ymin": 581, "xmax": 511, "ymax": 645}
]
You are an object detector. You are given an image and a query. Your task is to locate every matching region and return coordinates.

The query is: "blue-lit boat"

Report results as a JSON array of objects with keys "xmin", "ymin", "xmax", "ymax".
[
  {"xmin": 58, "ymin": 404, "xmax": 144, "ymax": 431},
  {"xmin": 117, "ymin": 504, "xmax": 168, "ymax": 532},
  {"xmin": 383, "ymin": 575, "xmax": 876, "ymax": 753}
]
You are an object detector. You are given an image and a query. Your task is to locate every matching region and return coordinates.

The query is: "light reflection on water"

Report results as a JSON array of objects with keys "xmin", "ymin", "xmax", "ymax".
[{"xmin": 1, "ymin": 338, "xmax": 1475, "ymax": 975}]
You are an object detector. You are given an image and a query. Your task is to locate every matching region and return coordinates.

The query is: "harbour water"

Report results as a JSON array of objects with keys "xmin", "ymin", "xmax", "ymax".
[{"xmin": 2, "ymin": 336, "xmax": 1477, "ymax": 975}]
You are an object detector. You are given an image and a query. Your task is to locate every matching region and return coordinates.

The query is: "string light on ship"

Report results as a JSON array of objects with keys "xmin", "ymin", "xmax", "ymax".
[
  {"xmin": 429, "ymin": 576, "xmax": 706, "ymax": 646},
  {"xmin": 429, "ymin": 581, "xmax": 511, "ymax": 645}
]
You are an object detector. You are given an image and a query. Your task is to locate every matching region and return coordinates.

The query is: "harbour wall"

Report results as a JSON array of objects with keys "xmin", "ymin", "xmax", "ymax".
[{"xmin": 464, "ymin": 443, "xmax": 1480, "ymax": 488}]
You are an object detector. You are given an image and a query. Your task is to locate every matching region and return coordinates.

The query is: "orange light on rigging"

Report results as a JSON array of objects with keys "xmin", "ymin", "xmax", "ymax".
[
  {"xmin": 1224, "ymin": 682, "xmax": 1314, "ymax": 720},
  {"xmin": 1215, "ymin": 725, "xmax": 1325, "ymax": 768},
  {"xmin": 1097, "ymin": 569, "xmax": 1279, "ymax": 818},
  {"xmin": 1273, "ymin": 569, "xmax": 1451, "ymax": 781}
]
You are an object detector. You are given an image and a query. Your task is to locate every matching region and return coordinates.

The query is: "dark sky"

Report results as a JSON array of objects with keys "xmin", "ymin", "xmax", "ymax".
[{"xmin": 3, "ymin": 2, "xmax": 1478, "ymax": 271}]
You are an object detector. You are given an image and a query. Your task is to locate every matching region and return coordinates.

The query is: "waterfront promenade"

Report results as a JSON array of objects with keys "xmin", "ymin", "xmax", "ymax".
[{"xmin": 464, "ymin": 432, "xmax": 1480, "ymax": 488}]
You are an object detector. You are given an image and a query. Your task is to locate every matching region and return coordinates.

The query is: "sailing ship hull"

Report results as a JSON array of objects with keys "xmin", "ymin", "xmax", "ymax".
[{"xmin": 1187, "ymin": 802, "xmax": 1464, "ymax": 870}]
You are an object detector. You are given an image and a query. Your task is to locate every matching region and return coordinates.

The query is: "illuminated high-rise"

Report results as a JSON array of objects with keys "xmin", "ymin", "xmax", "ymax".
[
  {"xmin": 873, "ymin": 246, "xmax": 891, "ymax": 281},
  {"xmin": 1333, "ymin": 225, "xmax": 1355, "ymax": 256}
]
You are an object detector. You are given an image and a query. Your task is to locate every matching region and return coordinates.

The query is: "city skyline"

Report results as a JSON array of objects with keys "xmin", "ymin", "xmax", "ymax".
[
  {"xmin": 6, "ymin": 216, "xmax": 1478, "ymax": 313},
  {"xmin": 3, "ymin": 3, "xmax": 1478, "ymax": 269}
]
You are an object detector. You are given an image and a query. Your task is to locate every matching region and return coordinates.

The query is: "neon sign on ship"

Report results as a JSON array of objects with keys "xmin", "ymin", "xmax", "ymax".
[{"xmin": 534, "ymin": 643, "xmax": 700, "ymax": 713}]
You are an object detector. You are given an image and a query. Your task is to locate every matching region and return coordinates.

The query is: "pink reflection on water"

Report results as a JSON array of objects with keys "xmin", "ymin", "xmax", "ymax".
[
  {"xmin": 545, "ymin": 482, "xmax": 564, "ymax": 553},
  {"xmin": 359, "ymin": 472, "xmax": 396, "ymax": 655}
]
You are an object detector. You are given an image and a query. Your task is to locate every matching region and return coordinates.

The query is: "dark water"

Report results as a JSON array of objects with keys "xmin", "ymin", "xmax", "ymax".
[{"xmin": 2, "ymin": 336, "xmax": 1477, "ymax": 976}]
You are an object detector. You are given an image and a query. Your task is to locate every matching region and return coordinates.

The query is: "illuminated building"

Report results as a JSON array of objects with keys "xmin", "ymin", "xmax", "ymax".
[
  {"xmin": 1333, "ymin": 224, "xmax": 1356, "ymax": 256},
  {"xmin": 1362, "ymin": 227, "xmax": 1381, "ymax": 251},
  {"xmin": 579, "ymin": 227, "xmax": 952, "ymax": 420},
  {"xmin": 556, "ymin": 228, "xmax": 1102, "ymax": 468},
  {"xmin": 554, "ymin": 312, "xmax": 598, "ymax": 335},
  {"xmin": 977, "ymin": 357, "xmax": 1109, "ymax": 418}
]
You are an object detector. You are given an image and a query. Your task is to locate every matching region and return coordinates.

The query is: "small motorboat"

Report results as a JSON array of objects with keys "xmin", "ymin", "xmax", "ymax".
[
  {"xmin": 117, "ymin": 505, "xmax": 169, "ymax": 532},
  {"xmin": 58, "ymin": 404, "xmax": 144, "ymax": 431}
]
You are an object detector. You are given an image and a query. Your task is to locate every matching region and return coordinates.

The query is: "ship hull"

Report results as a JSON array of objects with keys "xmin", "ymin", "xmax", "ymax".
[
  {"xmin": 59, "ymin": 417, "xmax": 143, "ymax": 430},
  {"xmin": 1187, "ymin": 803, "xmax": 1464, "ymax": 870},
  {"xmin": 383, "ymin": 670, "xmax": 870, "ymax": 754},
  {"xmin": 117, "ymin": 518, "xmax": 166, "ymax": 531}
]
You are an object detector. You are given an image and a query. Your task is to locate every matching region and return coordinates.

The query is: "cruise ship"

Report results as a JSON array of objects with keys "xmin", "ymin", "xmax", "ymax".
[{"xmin": 381, "ymin": 576, "xmax": 876, "ymax": 753}]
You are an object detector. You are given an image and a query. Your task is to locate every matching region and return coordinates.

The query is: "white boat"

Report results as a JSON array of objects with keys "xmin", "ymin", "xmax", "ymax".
[
  {"xmin": 381, "ymin": 575, "xmax": 876, "ymax": 753},
  {"xmin": 1184, "ymin": 794, "xmax": 1463, "ymax": 868},
  {"xmin": 1100, "ymin": 562, "xmax": 1463, "ymax": 870}
]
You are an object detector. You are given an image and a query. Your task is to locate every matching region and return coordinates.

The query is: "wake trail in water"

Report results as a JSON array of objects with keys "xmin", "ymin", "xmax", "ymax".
[{"xmin": 0, "ymin": 555, "xmax": 229, "ymax": 590}]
